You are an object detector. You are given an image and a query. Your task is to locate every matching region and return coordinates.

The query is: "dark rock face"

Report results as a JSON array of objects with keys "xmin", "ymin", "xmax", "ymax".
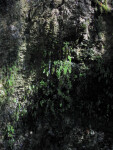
[
  {"xmin": 24, "ymin": 0, "xmax": 94, "ymax": 40},
  {"xmin": 0, "ymin": 0, "xmax": 112, "ymax": 67},
  {"xmin": 0, "ymin": 0, "xmax": 21, "ymax": 67},
  {"xmin": 21, "ymin": 0, "xmax": 113, "ymax": 65},
  {"xmin": 0, "ymin": 0, "xmax": 15, "ymax": 12},
  {"xmin": 21, "ymin": 0, "xmax": 97, "ymax": 69},
  {"xmin": 0, "ymin": 0, "xmax": 113, "ymax": 150}
]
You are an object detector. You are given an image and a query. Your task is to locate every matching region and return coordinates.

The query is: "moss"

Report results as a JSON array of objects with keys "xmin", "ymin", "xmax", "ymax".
[{"xmin": 81, "ymin": 23, "xmax": 87, "ymax": 30}]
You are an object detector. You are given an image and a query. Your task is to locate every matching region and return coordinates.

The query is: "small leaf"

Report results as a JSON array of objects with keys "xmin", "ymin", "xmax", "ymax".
[
  {"xmin": 64, "ymin": 67, "xmax": 67, "ymax": 75},
  {"xmin": 60, "ymin": 103, "xmax": 62, "ymax": 107},
  {"xmin": 68, "ymin": 56, "xmax": 71, "ymax": 62}
]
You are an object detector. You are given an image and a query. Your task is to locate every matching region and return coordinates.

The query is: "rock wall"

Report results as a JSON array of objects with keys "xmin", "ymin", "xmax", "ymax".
[
  {"xmin": 19, "ymin": 0, "xmax": 113, "ymax": 64},
  {"xmin": 0, "ymin": 0, "xmax": 113, "ymax": 150}
]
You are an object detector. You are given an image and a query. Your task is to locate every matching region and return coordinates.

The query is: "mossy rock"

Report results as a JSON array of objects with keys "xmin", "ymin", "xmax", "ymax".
[{"xmin": 53, "ymin": 0, "xmax": 63, "ymax": 8}]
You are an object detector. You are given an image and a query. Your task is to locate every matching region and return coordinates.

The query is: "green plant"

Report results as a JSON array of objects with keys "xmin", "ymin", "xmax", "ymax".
[
  {"xmin": 6, "ymin": 123, "xmax": 15, "ymax": 149},
  {"xmin": 95, "ymin": 0, "xmax": 111, "ymax": 13}
]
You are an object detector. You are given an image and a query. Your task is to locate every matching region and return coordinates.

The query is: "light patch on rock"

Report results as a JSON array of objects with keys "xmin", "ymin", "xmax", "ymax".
[{"xmin": 0, "ymin": 84, "xmax": 3, "ymax": 88}]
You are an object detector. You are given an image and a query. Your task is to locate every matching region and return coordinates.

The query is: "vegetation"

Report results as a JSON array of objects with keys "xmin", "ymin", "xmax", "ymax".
[
  {"xmin": 95, "ymin": 0, "xmax": 111, "ymax": 13},
  {"xmin": 1, "ymin": 40, "xmax": 113, "ymax": 149}
]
